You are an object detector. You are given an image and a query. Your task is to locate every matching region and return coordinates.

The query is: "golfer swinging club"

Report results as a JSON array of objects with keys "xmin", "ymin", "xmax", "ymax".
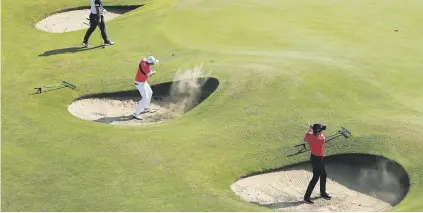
[
  {"xmin": 82, "ymin": 0, "xmax": 115, "ymax": 47},
  {"xmin": 133, "ymin": 56, "xmax": 159, "ymax": 120},
  {"xmin": 303, "ymin": 123, "xmax": 332, "ymax": 204}
]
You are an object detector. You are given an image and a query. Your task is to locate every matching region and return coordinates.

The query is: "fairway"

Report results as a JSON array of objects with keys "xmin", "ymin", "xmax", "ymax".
[{"xmin": 2, "ymin": 0, "xmax": 423, "ymax": 211}]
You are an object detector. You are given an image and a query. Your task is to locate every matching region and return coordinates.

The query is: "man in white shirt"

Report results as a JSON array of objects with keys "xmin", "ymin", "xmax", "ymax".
[{"xmin": 82, "ymin": 0, "xmax": 115, "ymax": 47}]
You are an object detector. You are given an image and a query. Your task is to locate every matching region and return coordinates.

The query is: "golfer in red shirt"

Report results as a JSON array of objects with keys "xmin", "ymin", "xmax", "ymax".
[
  {"xmin": 303, "ymin": 123, "xmax": 332, "ymax": 204},
  {"xmin": 133, "ymin": 56, "xmax": 159, "ymax": 120}
]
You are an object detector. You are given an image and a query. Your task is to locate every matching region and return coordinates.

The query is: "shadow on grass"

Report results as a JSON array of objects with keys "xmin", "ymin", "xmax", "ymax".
[
  {"xmin": 94, "ymin": 115, "xmax": 134, "ymax": 124},
  {"xmin": 29, "ymin": 87, "xmax": 68, "ymax": 95},
  {"xmin": 254, "ymin": 197, "xmax": 319, "ymax": 209},
  {"xmin": 38, "ymin": 45, "xmax": 103, "ymax": 57},
  {"xmin": 53, "ymin": 5, "xmax": 142, "ymax": 15},
  {"xmin": 285, "ymin": 149, "xmax": 308, "ymax": 157},
  {"xmin": 75, "ymin": 78, "xmax": 220, "ymax": 104}
]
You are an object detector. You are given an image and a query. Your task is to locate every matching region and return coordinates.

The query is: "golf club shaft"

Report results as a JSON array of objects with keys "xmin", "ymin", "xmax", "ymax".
[
  {"xmin": 41, "ymin": 85, "xmax": 66, "ymax": 89},
  {"xmin": 294, "ymin": 129, "xmax": 345, "ymax": 147},
  {"xmin": 326, "ymin": 134, "xmax": 343, "ymax": 143},
  {"xmin": 99, "ymin": 21, "xmax": 102, "ymax": 46}
]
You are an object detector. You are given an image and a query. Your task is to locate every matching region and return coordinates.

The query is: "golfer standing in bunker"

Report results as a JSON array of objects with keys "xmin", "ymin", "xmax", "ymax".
[
  {"xmin": 133, "ymin": 56, "xmax": 159, "ymax": 120},
  {"xmin": 82, "ymin": 0, "xmax": 115, "ymax": 47},
  {"xmin": 303, "ymin": 123, "xmax": 332, "ymax": 204}
]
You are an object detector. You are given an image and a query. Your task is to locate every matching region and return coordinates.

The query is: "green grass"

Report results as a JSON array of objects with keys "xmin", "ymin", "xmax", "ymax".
[{"xmin": 2, "ymin": 0, "xmax": 423, "ymax": 211}]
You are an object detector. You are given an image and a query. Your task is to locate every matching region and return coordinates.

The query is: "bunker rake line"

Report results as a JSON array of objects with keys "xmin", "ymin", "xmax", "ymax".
[
  {"xmin": 34, "ymin": 81, "xmax": 76, "ymax": 94},
  {"xmin": 285, "ymin": 125, "xmax": 352, "ymax": 157}
]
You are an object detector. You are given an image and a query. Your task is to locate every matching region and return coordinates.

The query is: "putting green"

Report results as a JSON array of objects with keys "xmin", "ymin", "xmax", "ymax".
[{"xmin": 2, "ymin": 0, "xmax": 423, "ymax": 211}]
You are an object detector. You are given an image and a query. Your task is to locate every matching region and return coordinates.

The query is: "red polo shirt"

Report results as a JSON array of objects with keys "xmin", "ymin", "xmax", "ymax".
[
  {"xmin": 304, "ymin": 129, "xmax": 326, "ymax": 157},
  {"xmin": 135, "ymin": 58, "xmax": 151, "ymax": 82}
]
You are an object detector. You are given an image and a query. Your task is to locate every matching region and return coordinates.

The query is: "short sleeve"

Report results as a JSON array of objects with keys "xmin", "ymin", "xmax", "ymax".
[
  {"xmin": 304, "ymin": 131, "xmax": 311, "ymax": 142},
  {"xmin": 140, "ymin": 60, "xmax": 151, "ymax": 75}
]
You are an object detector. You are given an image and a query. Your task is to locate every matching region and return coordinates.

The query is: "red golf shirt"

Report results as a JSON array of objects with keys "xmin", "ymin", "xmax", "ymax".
[
  {"xmin": 135, "ymin": 58, "xmax": 151, "ymax": 82},
  {"xmin": 304, "ymin": 129, "xmax": 326, "ymax": 157}
]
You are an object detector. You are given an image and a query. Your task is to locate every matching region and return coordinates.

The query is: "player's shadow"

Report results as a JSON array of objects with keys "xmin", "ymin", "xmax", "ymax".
[
  {"xmin": 38, "ymin": 45, "xmax": 103, "ymax": 57},
  {"xmin": 254, "ymin": 197, "xmax": 319, "ymax": 209},
  {"xmin": 284, "ymin": 143, "xmax": 309, "ymax": 157},
  {"xmin": 29, "ymin": 87, "xmax": 64, "ymax": 95},
  {"xmin": 94, "ymin": 115, "xmax": 133, "ymax": 124},
  {"xmin": 286, "ymin": 149, "xmax": 308, "ymax": 157}
]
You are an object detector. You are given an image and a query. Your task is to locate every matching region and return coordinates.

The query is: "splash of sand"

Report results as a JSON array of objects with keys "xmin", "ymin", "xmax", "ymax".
[{"xmin": 164, "ymin": 64, "xmax": 211, "ymax": 113}]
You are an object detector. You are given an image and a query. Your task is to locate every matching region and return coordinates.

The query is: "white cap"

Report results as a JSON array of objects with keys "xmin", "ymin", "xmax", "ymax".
[{"xmin": 146, "ymin": 56, "xmax": 159, "ymax": 64}]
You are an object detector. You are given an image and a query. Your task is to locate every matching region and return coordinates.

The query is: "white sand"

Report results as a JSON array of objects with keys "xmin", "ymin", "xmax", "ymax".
[
  {"xmin": 36, "ymin": 9, "xmax": 121, "ymax": 33},
  {"xmin": 68, "ymin": 97, "xmax": 191, "ymax": 126},
  {"xmin": 231, "ymin": 162, "xmax": 404, "ymax": 212}
]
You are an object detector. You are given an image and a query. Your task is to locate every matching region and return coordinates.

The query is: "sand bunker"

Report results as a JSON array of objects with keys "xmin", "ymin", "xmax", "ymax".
[
  {"xmin": 36, "ymin": 6, "xmax": 141, "ymax": 33},
  {"xmin": 68, "ymin": 97, "xmax": 184, "ymax": 125},
  {"xmin": 68, "ymin": 74, "xmax": 219, "ymax": 125},
  {"xmin": 231, "ymin": 154, "xmax": 409, "ymax": 212}
]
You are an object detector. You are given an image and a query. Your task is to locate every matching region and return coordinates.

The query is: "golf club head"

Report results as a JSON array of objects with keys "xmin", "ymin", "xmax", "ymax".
[{"xmin": 62, "ymin": 81, "xmax": 76, "ymax": 90}]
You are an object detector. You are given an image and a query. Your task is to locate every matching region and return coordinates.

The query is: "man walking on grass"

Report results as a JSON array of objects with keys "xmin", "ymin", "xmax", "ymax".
[
  {"xmin": 82, "ymin": 0, "xmax": 115, "ymax": 47},
  {"xmin": 303, "ymin": 123, "xmax": 332, "ymax": 204},
  {"xmin": 133, "ymin": 56, "xmax": 159, "ymax": 120}
]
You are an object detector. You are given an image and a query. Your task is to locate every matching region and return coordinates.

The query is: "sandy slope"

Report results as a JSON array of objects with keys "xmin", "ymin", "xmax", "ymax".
[
  {"xmin": 36, "ymin": 9, "xmax": 120, "ymax": 33},
  {"xmin": 68, "ymin": 97, "xmax": 188, "ymax": 126},
  {"xmin": 231, "ymin": 162, "xmax": 404, "ymax": 212}
]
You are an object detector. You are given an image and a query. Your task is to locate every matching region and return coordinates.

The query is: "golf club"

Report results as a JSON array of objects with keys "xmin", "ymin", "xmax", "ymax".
[
  {"xmin": 98, "ymin": 19, "xmax": 104, "ymax": 48},
  {"xmin": 84, "ymin": 17, "xmax": 90, "ymax": 26}
]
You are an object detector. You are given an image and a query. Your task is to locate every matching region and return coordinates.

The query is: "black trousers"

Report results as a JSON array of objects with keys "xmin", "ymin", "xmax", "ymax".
[
  {"xmin": 83, "ymin": 13, "xmax": 109, "ymax": 43},
  {"xmin": 304, "ymin": 154, "xmax": 327, "ymax": 198}
]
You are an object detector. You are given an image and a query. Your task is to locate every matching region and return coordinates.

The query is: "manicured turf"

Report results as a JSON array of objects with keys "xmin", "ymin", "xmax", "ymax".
[{"xmin": 2, "ymin": 0, "xmax": 423, "ymax": 211}]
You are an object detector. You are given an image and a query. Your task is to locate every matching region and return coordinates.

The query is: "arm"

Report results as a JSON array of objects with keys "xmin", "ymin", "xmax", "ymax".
[
  {"xmin": 304, "ymin": 123, "xmax": 312, "ymax": 142},
  {"xmin": 148, "ymin": 70, "xmax": 156, "ymax": 77},
  {"xmin": 140, "ymin": 61, "xmax": 154, "ymax": 77},
  {"xmin": 304, "ymin": 129, "xmax": 313, "ymax": 141}
]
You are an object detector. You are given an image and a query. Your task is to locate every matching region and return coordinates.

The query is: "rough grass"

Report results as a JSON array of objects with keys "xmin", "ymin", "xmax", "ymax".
[{"xmin": 2, "ymin": 0, "xmax": 423, "ymax": 211}]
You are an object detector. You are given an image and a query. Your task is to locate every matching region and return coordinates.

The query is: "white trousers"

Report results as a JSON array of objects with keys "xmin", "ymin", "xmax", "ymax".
[{"xmin": 134, "ymin": 81, "xmax": 153, "ymax": 115}]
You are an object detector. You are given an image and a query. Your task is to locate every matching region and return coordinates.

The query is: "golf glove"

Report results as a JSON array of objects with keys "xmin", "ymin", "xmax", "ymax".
[{"xmin": 148, "ymin": 71, "xmax": 156, "ymax": 77}]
